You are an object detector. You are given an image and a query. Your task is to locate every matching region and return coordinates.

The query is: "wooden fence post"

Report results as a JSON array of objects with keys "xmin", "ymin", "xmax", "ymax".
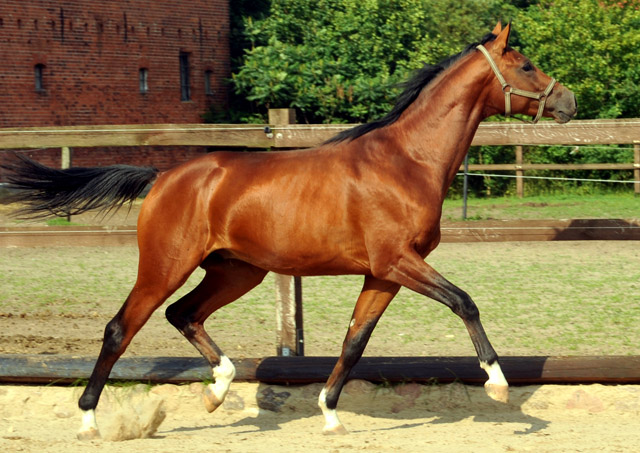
[
  {"xmin": 634, "ymin": 144, "xmax": 640, "ymax": 197},
  {"xmin": 515, "ymin": 145, "xmax": 524, "ymax": 198},
  {"xmin": 268, "ymin": 108, "xmax": 296, "ymax": 127},
  {"xmin": 269, "ymin": 108, "xmax": 304, "ymax": 357},
  {"xmin": 61, "ymin": 146, "xmax": 72, "ymax": 170},
  {"xmin": 61, "ymin": 147, "xmax": 72, "ymax": 222}
]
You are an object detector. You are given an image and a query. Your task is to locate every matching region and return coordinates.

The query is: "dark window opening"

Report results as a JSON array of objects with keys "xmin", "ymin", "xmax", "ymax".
[
  {"xmin": 179, "ymin": 52, "xmax": 191, "ymax": 101},
  {"xmin": 204, "ymin": 70, "xmax": 213, "ymax": 95},
  {"xmin": 139, "ymin": 68, "xmax": 148, "ymax": 94},
  {"xmin": 34, "ymin": 64, "xmax": 45, "ymax": 92}
]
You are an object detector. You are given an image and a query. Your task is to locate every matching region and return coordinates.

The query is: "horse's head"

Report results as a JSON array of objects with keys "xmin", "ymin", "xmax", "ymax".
[{"xmin": 479, "ymin": 22, "xmax": 577, "ymax": 124}]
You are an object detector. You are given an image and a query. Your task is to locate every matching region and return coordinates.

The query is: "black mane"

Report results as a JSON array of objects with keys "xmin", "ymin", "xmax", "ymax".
[{"xmin": 325, "ymin": 32, "xmax": 497, "ymax": 144}]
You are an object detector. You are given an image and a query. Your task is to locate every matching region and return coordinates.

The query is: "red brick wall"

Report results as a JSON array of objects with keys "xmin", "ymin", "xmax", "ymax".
[
  {"xmin": 0, "ymin": 1, "xmax": 230, "ymax": 180},
  {"xmin": 0, "ymin": 0, "xmax": 229, "ymax": 127}
]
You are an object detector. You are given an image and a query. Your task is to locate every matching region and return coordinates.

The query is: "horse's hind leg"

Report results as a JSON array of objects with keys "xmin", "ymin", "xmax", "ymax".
[
  {"xmin": 77, "ymin": 250, "xmax": 202, "ymax": 440},
  {"xmin": 319, "ymin": 276, "xmax": 400, "ymax": 434},
  {"xmin": 165, "ymin": 257, "xmax": 267, "ymax": 413}
]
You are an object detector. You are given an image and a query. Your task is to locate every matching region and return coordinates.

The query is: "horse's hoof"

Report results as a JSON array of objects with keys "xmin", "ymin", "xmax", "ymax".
[
  {"xmin": 203, "ymin": 385, "xmax": 223, "ymax": 413},
  {"xmin": 77, "ymin": 427, "xmax": 101, "ymax": 441},
  {"xmin": 485, "ymin": 383, "xmax": 509, "ymax": 403},
  {"xmin": 323, "ymin": 424, "xmax": 349, "ymax": 435}
]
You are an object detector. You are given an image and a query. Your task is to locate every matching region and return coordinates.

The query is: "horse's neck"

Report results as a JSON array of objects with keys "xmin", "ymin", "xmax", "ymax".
[{"xmin": 389, "ymin": 55, "xmax": 490, "ymax": 190}]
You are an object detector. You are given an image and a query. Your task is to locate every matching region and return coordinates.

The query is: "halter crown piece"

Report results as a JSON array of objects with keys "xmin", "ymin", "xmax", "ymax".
[{"xmin": 476, "ymin": 44, "xmax": 556, "ymax": 124}]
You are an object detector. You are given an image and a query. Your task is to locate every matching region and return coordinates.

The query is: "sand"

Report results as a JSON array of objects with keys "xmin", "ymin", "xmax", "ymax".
[{"xmin": 1, "ymin": 380, "xmax": 639, "ymax": 452}]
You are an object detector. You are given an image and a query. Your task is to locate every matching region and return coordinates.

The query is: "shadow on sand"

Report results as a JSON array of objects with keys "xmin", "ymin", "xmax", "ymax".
[{"xmin": 163, "ymin": 380, "xmax": 550, "ymax": 437}]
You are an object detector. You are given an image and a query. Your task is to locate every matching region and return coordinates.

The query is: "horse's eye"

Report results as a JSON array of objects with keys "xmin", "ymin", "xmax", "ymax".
[{"xmin": 522, "ymin": 62, "xmax": 534, "ymax": 72}]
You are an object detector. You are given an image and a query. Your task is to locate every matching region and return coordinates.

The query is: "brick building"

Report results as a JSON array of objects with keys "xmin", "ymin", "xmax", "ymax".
[{"xmin": 0, "ymin": 0, "xmax": 230, "ymax": 174}]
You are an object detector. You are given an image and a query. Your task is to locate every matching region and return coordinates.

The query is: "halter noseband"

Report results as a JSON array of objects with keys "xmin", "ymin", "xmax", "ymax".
[{"xmin": 476, "ymin": 44, "xmax": 556, "ymax": 124}]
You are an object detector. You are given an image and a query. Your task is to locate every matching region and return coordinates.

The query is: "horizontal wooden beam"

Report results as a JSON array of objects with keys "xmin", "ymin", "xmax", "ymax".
[
  {"xmin": 270, "ymin": 118, "xmax": 640, "ymax": 147},
  {"xmin": 1, "ymin": 354, "xmax": 639, "ymax": 385},
  {"xmin": 463, "ymin": 163, "xmax": 639, "ymax": 171},
  {"xmin": 0, "ymin": 124, "xmax": 273, "ymax": 149},
  {"xmin": 0, "ymin": 118, "xmax": 638, "ymax": 150},
  {"xmin": 471, "ymin": 118, "xmax": 640, "ymax": 146},
  {"xmin": 2, "ymin": 219, "xmax": 639, "ymax": 247}
]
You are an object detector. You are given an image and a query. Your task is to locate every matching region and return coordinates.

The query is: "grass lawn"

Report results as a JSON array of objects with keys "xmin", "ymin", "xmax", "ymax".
[
  {"xmin": 2, "ymin": 242, "xmax": 638, "ymax": 357},
  {"xmin": 442, "ymin": 192, "xmax": 639, "ymax": 221}
]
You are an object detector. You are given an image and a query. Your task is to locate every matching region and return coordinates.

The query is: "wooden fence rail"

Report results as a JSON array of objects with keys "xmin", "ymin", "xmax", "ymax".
[
  {"xmin": 1, "ymin": 117, "xmax": 639, "ymax": 197},
  {"xmin": 0, "ymin": 118, "xmax": 639, "ymax": 148},
  {"xmin": 3, "ymin": 219, "xmax": 640, "ymax": 247}
]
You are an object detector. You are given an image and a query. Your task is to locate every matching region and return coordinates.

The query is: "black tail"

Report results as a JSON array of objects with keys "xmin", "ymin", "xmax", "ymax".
[{"xmin": 1, "ymin": 154, "xmax": 158, "ymax": 219}]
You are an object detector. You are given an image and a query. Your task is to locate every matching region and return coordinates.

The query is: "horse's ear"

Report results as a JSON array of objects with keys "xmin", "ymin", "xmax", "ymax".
[
  {"xmin": 491, "ymin": 22, "xmax": 502, "ymax": 36},
  {"xmin": 493, "ymin": 21, "xmax": 511, "ymax": 53}
]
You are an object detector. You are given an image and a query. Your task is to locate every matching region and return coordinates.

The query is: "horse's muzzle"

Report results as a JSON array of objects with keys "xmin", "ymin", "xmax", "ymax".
[{"xmin": 549, "ymin": 88, "xmax": 578, "ymax": 124}]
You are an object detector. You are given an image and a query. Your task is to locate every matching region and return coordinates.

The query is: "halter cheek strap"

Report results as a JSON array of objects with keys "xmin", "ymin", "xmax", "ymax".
[{"xmin": 476, "ymin": 44, "xmax": 556, "ymax": 124}]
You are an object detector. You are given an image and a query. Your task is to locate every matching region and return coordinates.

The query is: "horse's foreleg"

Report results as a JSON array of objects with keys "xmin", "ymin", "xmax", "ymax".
[
  {"xmin": 319, "ymin": 277, "xmax": 400, "ymax": 434},
  {"xmin": 380, "ymin": 252, "xmax": 508, "ymax": 403},
  {"xmin": 165, "ymin": 258, "xmax": 267, "ymax": 413}
]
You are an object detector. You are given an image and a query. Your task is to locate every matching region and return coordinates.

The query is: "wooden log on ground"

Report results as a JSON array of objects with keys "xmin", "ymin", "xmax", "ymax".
[
  {"xmin": 440, "ymin": 219, "xmax": 640, "ymax": 242},
  {"xmin": 1, "ymin": 354, "xmax": 639, "ymax": 385}
]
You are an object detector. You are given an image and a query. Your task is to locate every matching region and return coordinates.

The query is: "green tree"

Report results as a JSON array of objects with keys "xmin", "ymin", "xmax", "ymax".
[
  {"xmin": 231, "ymin": 0, "xmax": 517, "ymax": 123},
  {"xmin": 516, "ymin": 0, "xmax": 640, "ymax": 119}
]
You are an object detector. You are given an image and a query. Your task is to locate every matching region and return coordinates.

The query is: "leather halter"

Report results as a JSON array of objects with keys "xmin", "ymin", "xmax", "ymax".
[{"xmin": 476, "ymin": 44, "xmax": 556, "ymax": 124}]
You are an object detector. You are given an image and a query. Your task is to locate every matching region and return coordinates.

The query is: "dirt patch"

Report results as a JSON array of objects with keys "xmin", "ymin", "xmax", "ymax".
[{"xmin": 2, "ymin": 240, "xmax": 639, "ymax": 358}]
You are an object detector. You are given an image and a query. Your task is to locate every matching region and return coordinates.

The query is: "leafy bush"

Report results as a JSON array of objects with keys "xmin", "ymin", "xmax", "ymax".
[
  {"xmin": 516, "ymin": 0, "xmax": 640, "ymax": 120},
  {"xmin": 231, "ymin": 0, "xmax": 517, "ymax": 123}
]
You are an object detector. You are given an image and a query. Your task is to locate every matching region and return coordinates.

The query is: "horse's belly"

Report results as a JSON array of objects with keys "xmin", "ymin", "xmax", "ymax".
[{"xmin": 218, "ymin": 233, "xmax": 370, "ymax": 277}]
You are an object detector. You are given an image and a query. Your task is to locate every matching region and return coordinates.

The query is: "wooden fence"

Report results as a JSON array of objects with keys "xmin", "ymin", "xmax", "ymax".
[
  {"xmin": 1, "ymin": 114, "xmax": 639, "ymax": 197},
  {"xmin": 1, "ymin": 114, "xmax": 639, "ymax": 357}
]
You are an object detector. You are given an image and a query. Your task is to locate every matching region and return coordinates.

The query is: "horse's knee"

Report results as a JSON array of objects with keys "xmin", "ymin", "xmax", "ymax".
[{"xmin": 448, "ymin": 290, "xmax": 479, "ymax": 320}]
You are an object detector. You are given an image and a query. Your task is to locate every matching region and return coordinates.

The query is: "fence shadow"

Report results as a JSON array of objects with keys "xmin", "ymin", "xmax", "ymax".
[{"xmin": 552, "ymin": 218, "xmax": 640, "ymax": 240}]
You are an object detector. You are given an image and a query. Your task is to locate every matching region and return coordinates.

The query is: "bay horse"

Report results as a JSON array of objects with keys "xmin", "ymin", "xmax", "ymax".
[{"xmin": 4, "ymin": 23, "xmax": 576, "ymax": 439}]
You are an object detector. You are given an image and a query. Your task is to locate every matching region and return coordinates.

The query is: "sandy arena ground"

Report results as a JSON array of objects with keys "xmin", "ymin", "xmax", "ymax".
[{"xmin": 1, "ymin": 380, "xmax": 639, "ymax": 452}]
